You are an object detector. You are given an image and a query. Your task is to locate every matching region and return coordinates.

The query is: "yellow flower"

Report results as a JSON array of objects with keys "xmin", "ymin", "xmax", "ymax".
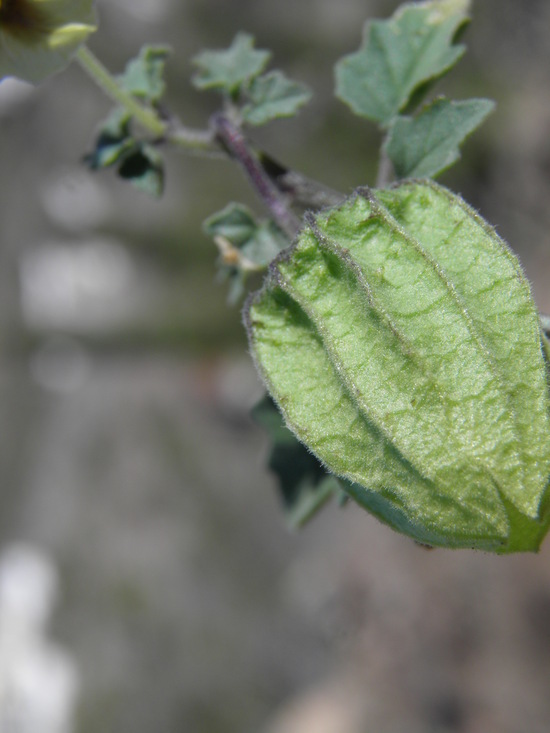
[{"xmin": 0, "ymin": 0, "xmax": 97, "ymax": 83}]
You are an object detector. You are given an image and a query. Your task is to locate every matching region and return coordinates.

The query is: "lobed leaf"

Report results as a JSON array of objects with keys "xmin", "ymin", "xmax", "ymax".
[
  {"xmin": 85, "ymin": 108, "xmax": 165, "ymax": 197},
  {"xmin": 118, "ymin": 45, "xmax": 171, "ymax": 104},
  {"xmin": 246, "ymin": 180, "xmax": 550, "ymax": 552},
  {"xmin": 385, "ymin": 97, "xmax": 495, "ymax": 178},
  {"xmin": 204, "ymin": 203, "xmax": 288, "ymax": 265},
  {"xmin": 84, "ymin": 107, "xmax": 133, "ymax": 170},
  {"xmin": 242, "ymin": 71, "xmax": 312, "ymax": 126},
  {"xmin": 192, "ymin": 33, "xmax": 271, "ymax": 96},
  {"xmin": 118, "ymin": 144, "xmax": 164, "ymax": 197},
  {"xmin": 334, "ymin": 0, "xmax": 471, "ymax": 126},
  {"xmin": 204, "ymin": 203, "xmax": 288, "ymax": 302}
]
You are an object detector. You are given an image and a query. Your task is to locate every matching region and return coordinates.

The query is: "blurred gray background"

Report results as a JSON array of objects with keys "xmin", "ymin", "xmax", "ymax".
[{"xmin": 1, "ymin": 0, "xmax": 550, "ymax": 731}]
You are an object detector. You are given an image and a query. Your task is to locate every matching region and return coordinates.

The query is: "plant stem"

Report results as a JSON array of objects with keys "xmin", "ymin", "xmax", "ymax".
[
  {"xmin": 167, "ymin": 125, "xmax": 220, "ymax": 155},
  {"xmin": 376, "ymin": 145, "xmax": 394, "ymax": 188},
  {"xmin": 76, "ymin": 45, "xmax": 167, "ymax": 137},
  {"xmin": 212, "ymin": 112, "xmax": 301, "ymax": 239},
  {"xmin": 76, "ymin": 45, "xmax": 225, "ymax": 156},
  {"xmin": 75, "ymin": 45, "xmax": 334, "ymax": 221},
  {"xmin": 258, "ymin": 153, "xmax": 344, "ymax": 209}
]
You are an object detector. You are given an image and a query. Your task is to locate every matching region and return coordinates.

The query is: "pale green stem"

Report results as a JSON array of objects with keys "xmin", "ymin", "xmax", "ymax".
[
  {"xmin": 167, "ymin": 126, "xmax": 220, "ymax": 155},
  {"xmin": 75, "ymin": 45, "xmax": 221, "ymax": 154},
  {"xmin": 76, "ymin": 45, "xmax": 167, "ymax": 137},
  {"xmin": 376, "ymin": 144, "xmax": 395, "ymax": 188}
]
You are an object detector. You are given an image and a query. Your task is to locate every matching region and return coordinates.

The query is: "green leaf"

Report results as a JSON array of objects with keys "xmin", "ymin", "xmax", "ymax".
[
  {"xmin": 204, "ymin": 202, "xmax": 288, "ymax": 265},
  {"xmin": 85, "ymin": 108, "xmax": 165, "ymax": 197},
  {"xmin": 192, "ymin": 33, "xmax": 271, "ymax": 96},
  {"xmin": 204, "ymin": 203, "xmax": 258, "ymax": 247},
  {"xmin": 118, "ymin": 143, "xmax": 164, "ymax": 197},
  {"xmin": 335, "ymin": 0, "xmax": 471, "ymax": 127},
  {"xmin": 84, "ymin": 107, "xmax": 132, "ymax": 170},
  {"xmin": 385, "ymin": 97, "xmax": 495, "ymax": 178},
  {"xmin": 246, "ymin": 180, "xmax": 550, "ymax": 553},
  {"xmin": 118, "ymin": 45, "xmax": 171, "ymax": 104},
  {"xmin": 204, "ymin": 203, "xmax": 289, "ymax": 302},
  {"xmin": 252, "ymin": 395, "xmax": 339, "ymax": 528},
  {"xmin": 84, "ymin": 46, "xmax": 170, "ymax": 182},
  {"xmin": 241, "ymin": 71, "xmax": 312, "ymax": 125}
]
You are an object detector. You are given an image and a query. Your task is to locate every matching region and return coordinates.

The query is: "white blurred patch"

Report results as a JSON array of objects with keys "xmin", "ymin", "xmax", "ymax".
[
  {"xmin": 19, "ymin": 237, "xmax": 135, "ymax": 331},
  {"xmin": 41, "ymin": 168, "xmax": 111, "ymax": 232},
  {"xmin": 0, "ymin": 545, "xmax": 57, "ymax": 633},
  {"xmin": 0, "ymin": 543, "xmax": 79, "ymax": 733},
  {"xmin": 0, "ymin": 78, "xmax": 33, "ymax": 117}
]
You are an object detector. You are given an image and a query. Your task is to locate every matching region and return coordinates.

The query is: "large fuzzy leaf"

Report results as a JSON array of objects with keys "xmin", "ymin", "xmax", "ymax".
[{"xmin": 246, "ymin": 180, "xmax": 550, "ymax": 552}]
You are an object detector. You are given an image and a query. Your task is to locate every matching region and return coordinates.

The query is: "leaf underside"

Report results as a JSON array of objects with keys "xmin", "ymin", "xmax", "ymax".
[{"xmin": 246, "ymin": 180, "xmax": 550, "ymax": 552}]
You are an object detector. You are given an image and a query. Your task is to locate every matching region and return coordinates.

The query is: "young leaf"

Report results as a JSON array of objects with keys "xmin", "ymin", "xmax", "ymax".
[
  {"xmin": 203, "ymin": 203, "xmax": 289, "ymax": 302},
  {"xmin": 204, "ymin": 203, "xmax": 288, "ymax": 264},
  {"xmin": 85, "ymin": 109, "xmax": 165, "ymax": 197},
  {"xmin": 84, "ymin": 107, "xmax": 133, "ymax": 170},
  {"xmin": 192, "ymin": 33, "xmax": 271, "ymax": 97},
  {"xmin": 246, "ymin": 180, "xmax": 550, "ymax": 553},
  {"xmin": 252, "ymin": 395, "xmax": 339, "ymax": 528},
  {"xmin": 204, "ymin": 203, "xmax": 259, "ymax": 247},
  {"xmin": 335, "ymin": 0, "xmax": 471, "ymax": 127},
  {"xmin": 385, "ymin": 97, "xmax": 495, "ymax": 178},
  {"xmin": 118, "ymin": 143, "xmax": 164, "ymax": 197},
  {"xmin": 118, "ymin": 45, "xmax": 171, "ymax": 104},
  {"xmin": 241, "ymin": 71, "xmax": 312, "ymax": 126}
]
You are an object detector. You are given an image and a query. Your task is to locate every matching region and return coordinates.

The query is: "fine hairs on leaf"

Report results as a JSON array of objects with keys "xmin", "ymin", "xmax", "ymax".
[{"xmin": 245, "ymin": 181, "xmax": 550, "ymax": 552}]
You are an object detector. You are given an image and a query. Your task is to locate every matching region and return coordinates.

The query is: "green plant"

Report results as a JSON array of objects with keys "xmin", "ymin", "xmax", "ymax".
[{"xmin": 2, "ymin": 0, "xmax": 549, "ymax": 552}]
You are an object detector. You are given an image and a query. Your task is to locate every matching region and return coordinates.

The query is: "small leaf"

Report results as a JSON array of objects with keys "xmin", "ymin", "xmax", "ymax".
[
  {"xmin": 203, "ymin": 203, "xmax": 258, "ymax": 247},
  {"xmin": 204, "ymin": 202, "xmax": 288, "ymax": 265},
  {"xmin": 118, "ymin": 143, "xmax": 164, "ymax": 197},
  {"xmin": 241, "ymin": 71, "xmax": 312, "ymax": 125},
  {"xmin": 252, "ymin": 395, "xmax": 338, "ymax": 528},
  {"xmin": 204, "ymin": 203, "xmax": 289, "ymax": 302},
  {"xmin": 192, "ymin": 33, "xmax": 271, "ymax": 96},
  {"xmin": 246, "ymin": 180, "xmax": 550, "ymax": 553},
  {"xmin": 84, "ymin": 107, "xmax": 132, "ymax": 170},
  {"xmin": 385, "ymin": 97, "xmax": 495, "ymax": 178},
  {"xmin": 85, "ymin": 109, "xmax": 165, "ymax": 197},
  {"xmin": 335, "ymin": 0, "xmax": 470, "ymax": 126},
  {"xmin": 118, "ymin": 45, "xmax": 171, "ymax": 104}
]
